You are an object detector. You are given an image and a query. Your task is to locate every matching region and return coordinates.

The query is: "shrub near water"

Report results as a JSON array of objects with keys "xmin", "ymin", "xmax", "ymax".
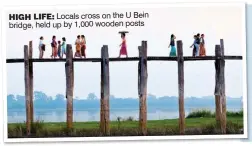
[
  {"xmin": 186, "ymin": 109, "xmax": 243, "ymax": 118},
  {"xmin": 186, "ymin": 109, "xmax": 213, "ymax": 118}
]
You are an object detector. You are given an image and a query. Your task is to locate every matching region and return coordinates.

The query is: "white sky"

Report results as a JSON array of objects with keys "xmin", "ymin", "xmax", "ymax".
[{"xmin": 5, "ymin": 4, "xmax": 245, "ymax": 98}]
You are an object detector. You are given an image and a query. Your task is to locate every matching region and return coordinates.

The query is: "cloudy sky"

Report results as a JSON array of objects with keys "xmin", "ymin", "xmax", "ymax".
[{"xmin": 5, "ymin": 3, "xmax": 245, "ymax": 98}]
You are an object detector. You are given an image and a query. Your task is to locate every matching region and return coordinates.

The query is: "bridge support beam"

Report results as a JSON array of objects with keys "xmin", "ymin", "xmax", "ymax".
[
  {"xmin": 138, "ymin": 41, "xmax": 148, "ymax": 136},
  {"xmin": 24, "ymin": 45, "xmax": 31, "ymax": 136},
  {"xmin": 177, "ymin": 40, "xmax": 185, "ymax": 135},
  {"xmin": 214, "ymin": 39, "xmax": 226, "ymax": 134},
  {"xmin": 28, "ymin": 41, "xmax": 34, "ymax": 124},
  {"xmin": 100, "ymin": 45, "xmax": 110, "ymax": 135},
  {"xmin": 65, "ymin": 44, "xmax": 74, "ymax": 129}
]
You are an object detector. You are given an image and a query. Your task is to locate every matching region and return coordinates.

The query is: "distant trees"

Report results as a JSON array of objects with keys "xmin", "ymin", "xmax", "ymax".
[{"xmin": 7, "ymin": 91, "xmax": 243, "ymax": 111}]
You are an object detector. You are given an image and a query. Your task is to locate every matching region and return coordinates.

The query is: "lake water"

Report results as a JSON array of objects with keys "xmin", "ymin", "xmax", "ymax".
[{"xmin": 7, "ymin": 107, "xmax": 242, "ymax": 123}]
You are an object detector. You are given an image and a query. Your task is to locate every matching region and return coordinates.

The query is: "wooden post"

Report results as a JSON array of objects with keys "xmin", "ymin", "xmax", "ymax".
[
  {"xmin": 220, "ymin": 39, "xmax": 226, "ymax": 134},
  {"xmin": 214, "ymin": 44, "xmax": 221, "ymax": 126},
  {"xmin": 220, "ymin": 39, "xmax": 224, "ymax": 56},
  {"xmin": 177, "ymin": 40, "xmax": 185, "ymax": 135},
  {"xmin": 139, "ymin": 41, "xmax": 147, "ymax": 136},
  {"xmin": 138, "ymin": 46, "xmax": 141, "ymax": 98},
  {"xmin": 24, "ymin": 45, "xmax": 31, "ymax": 136},
  {"xmin": 214, "ymin": 44, "xmax": 226, "ymax": 133},
  {"xmin": 100, "ymin": 45, "xmax": 110, "ymax": 135},
  {"xmin": 28, "ymin": 41, "xmax": 34, "ymax": 124},
  {"xmin": 65, "ymin": 44, "xmax": 73, "ymax": 129}
]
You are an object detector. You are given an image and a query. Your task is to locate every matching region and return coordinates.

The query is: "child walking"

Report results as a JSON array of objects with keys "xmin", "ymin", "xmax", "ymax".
[
  {"xmin": 61, "ymin": 37, "xmax": 66, "ymax": 58},
  {"xmin": 51, "ymin": 36, "xmax": 57, "ymax": 59},
  {"xmin": 191, "ymin": 35, "xmax": 197, "ymax": 57},
  {"xmin": 58, "ymin": 40, "xmax": 62, "ymax": 58}
]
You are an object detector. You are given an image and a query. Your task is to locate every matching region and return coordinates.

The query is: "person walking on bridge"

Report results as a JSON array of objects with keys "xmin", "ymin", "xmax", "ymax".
[
  {"xmin": 191, "ymin": 35, "xmax": 197, "ymax": 57},
  {"xmin": 168, "ymin": 34, "xmax": 177, "ymax": 57},
  {"xmin": 38, "ymin": 36, "xmax": 45, "ymax": 59},
  {"xmin": 80, "ymin": 35, "xmax": 86, "ymax": 58},
  {"xmin": 61, "ymin": 37, "xmax": 66, "ymax": 58},
  {"xmin": 74, "ymin": 35, "xmax": 82, "ymax": 58},
  {"xmin": 118, "ymin": 32, "xmax": 128, "ymax": 58},
  {"xmin": 190, "ymin": 33, "xmax": 200, "ymax": 56},
  {"xmin": 51, "ymin": 35, "xmax": 57, "ymax": 59},
  {"xmin": 199, "ymin": 34, "xmax": 206, "ymax": 56}
]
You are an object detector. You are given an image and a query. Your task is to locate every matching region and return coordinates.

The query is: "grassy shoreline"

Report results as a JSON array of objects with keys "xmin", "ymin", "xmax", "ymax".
[{"xmin": 8, "ymin": 110, "xmax": 244, "ymax": 138}]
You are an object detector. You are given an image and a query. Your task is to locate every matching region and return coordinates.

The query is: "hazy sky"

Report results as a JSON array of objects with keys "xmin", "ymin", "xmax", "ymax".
[{"xmin": 5, "ymin": 3, "xmax": 245, "ymax": 98}]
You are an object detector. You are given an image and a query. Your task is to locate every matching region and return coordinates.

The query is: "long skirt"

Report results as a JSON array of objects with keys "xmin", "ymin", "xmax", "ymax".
[
  {"xmin": 199, "ymin": 44, "xmax": 206, "ymax": 56},
  {"xmin": 195, "ymin": 44, "xmax": 200, "ymax": 56},
  {"xmin": 53, "ymin": 47, "xmax": 58, "ymax": 57},
  {"xmin": 169, "ymin": 46, "xmax": 176, "ymax": 56},
  {"xmin": 120, "ymin": 46, "xmax": 127, "ymax": 55},
  {"xmin": 81, "ymin": 45, "xmax": 86, "ymax": 57}
]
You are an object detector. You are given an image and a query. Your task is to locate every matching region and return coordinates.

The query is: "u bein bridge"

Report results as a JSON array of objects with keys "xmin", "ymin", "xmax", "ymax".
[{"xmin": 6, "ymin": 39, "xmax": 242, "ymax": 136}]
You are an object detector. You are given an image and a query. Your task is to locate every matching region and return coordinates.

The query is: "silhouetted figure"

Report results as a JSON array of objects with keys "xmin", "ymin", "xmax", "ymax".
[
  {"xmin": 51, "ymin": 36, "xmax": 57, "ymax": 59},
  {"xmin": 57, "ymin": 40, "xmax": 62, "ymax": 58}
]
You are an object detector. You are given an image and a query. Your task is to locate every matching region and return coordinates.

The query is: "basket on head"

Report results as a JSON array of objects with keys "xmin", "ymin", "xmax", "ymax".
[{"xmin": 118, "ymin": 31, "xmax": 129, "ymax": 34}]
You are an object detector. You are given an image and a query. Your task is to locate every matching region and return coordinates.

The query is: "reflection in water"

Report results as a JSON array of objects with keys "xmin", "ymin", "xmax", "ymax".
[{"xmin": 7, "ymin": 108, "xmax": 241, "ymax": 123}]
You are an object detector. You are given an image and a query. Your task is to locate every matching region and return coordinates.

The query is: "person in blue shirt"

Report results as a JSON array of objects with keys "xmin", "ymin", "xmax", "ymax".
[
  {"xmin": 190, "ymin": 33, "xmax": 200, "ymax": 56},
  {"xmin": 61, "ymin": 37, "xmax": 66, "ymax": 58}
]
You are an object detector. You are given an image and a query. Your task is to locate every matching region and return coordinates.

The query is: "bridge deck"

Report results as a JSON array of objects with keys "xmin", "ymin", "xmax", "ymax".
[{"xmin": 6, "ymin": 56, "xmax": 242, "ymax": 63}]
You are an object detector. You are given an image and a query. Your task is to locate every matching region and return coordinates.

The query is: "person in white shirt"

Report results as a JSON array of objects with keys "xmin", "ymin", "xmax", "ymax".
[{"xmin": 38, "ymin": 36, "xmax": 44, "ymax": 58}]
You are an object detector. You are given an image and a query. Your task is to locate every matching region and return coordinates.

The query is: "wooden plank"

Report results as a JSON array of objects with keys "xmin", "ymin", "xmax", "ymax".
[
  {"xmin": 177, "ymin": 40, "xmax": 185, "ymax": 135},
  {"xmin": 139, "ymin": 41, "xmax": 147, "ymax": 136},
  {"xmin": 100, "ymin": 45, "xmax": 110, "ymax": 135},
  {"xmin": 183, "ymin": 56, "xmax": 242, "ymax": 61},
  {"xmin": 24, "ymin": 45, "xmax": 31, "ymax": 136},
  {"xmin": 65, "ymin": 44, "xmax": 74, "ymax": 129},
  {"xmin": 28, "ymin": 41, "xmax": 34, "ymax": 124}
]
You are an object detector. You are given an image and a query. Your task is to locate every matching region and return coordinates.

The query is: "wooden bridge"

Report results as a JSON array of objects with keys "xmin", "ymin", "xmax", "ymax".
[{"xmin": 6, "ymin": 39, "xmax": 243, "ymax": 136}]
